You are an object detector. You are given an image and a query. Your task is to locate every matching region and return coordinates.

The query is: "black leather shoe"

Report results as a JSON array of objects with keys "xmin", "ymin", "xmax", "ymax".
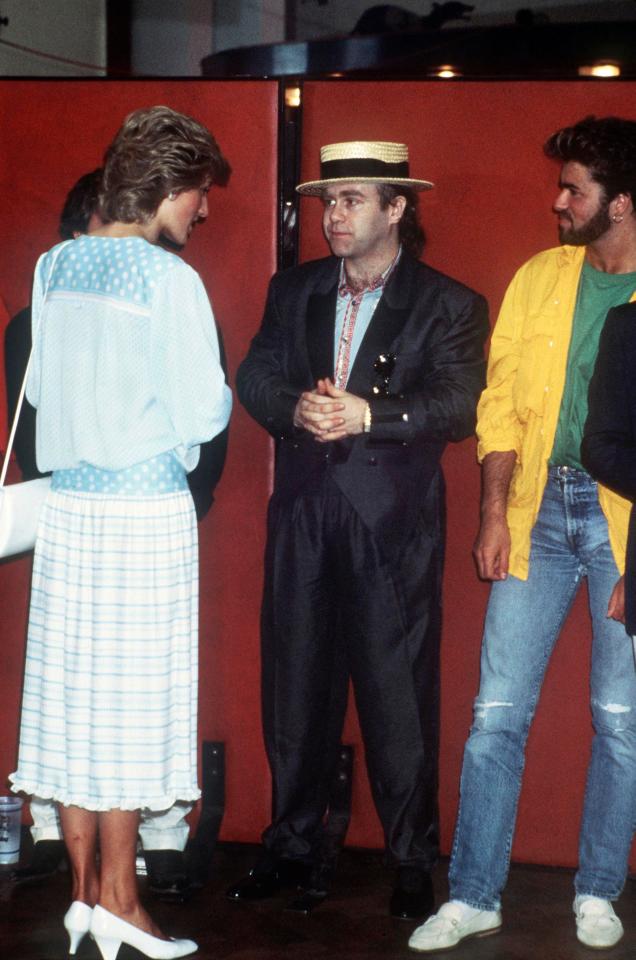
[
  {"xmin": 285, "ymin": 862, "xmax": 334, "ymax": 914},
  {"xmin": 226, "ymin": 859, "xmax": 309, "ymax": 901},
  {"xmin": 390, "ymin": 866, "xmax": 435, "ymax": 920},
  {"xmin": 144, "ymin": 849, "xmax": 192, "ymax": 903},
  {"xmin": 10, "ymin": 839, "xmax": 66, "ymax": 885}
]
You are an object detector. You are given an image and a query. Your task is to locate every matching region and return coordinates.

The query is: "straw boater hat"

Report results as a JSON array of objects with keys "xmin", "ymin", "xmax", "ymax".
[{"xmin": 296, "ymin": 140, "xmax": 434, "ymax": 195}]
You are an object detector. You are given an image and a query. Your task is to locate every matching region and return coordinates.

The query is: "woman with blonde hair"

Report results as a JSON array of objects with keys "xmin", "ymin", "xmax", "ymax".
[{"xmin": 10, "ymin": 105, "xmax": 232, "ymax": 960}]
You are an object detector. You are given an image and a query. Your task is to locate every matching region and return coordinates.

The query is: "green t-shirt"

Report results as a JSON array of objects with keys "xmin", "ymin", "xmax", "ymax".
[{"xmin": 550, "ymin": 259, "xmax": 636, "ymax": 471}]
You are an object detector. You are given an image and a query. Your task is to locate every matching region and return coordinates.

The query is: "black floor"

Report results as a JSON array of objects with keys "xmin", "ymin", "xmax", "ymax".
[{"xmin": 2, "ymin": 841, "xmax": 635, "ymax": 959}]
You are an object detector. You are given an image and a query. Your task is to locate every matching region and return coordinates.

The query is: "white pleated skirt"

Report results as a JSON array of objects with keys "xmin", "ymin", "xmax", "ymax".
[{"xmin": 10, "ymin": 487, "xmax": 201, "ymax": 812}]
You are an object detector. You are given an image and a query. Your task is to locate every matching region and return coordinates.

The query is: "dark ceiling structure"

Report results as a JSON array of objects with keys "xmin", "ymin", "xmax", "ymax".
[{"xmin": 202, "ymin": 20, "xmax": 636, "ymax": 80}]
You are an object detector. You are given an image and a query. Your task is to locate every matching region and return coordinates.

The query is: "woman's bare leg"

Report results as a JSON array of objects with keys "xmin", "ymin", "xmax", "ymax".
[
  {"xmin": 58, "ymin": 804, "xmax": 99, "ymax": 906},
  {"xmin": 97, "ymin": 809, "xmax": 166, "ymax": 938}
]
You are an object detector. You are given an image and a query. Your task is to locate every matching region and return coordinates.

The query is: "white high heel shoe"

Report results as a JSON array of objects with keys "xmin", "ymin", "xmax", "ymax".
[
  {"xmin": 90, "ymin": 905, "xmax": 198, "ymax": 960},
  {"xmin": 63, "ymin": 901, "xmax": 93, "ymax": 955}
]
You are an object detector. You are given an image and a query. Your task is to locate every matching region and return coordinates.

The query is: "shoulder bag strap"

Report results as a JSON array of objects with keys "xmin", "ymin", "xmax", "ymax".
[{"xmin": 1, "ymin": 241, "xmax": 71, "ymax": 487}]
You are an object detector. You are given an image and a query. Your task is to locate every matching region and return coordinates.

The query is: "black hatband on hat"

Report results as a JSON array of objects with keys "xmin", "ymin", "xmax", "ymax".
[{"xmin": 320, "ymin": 158, "xmax": 411, "ymax": 180}]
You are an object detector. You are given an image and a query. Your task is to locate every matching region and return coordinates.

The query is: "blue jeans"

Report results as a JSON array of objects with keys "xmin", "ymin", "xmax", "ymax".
[{"xmin": 449, "ymin": 466, "xmax": 636, "ymax": 910}]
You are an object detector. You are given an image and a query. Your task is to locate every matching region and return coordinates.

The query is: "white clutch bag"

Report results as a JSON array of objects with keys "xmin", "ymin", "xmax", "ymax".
[
  {"xmin": 0, "ymin": 244, "xmax": 66, "ymax": 559},
  {"xmin": 0, "ymin": 355, "xmax": 51, "ymax": 559}
]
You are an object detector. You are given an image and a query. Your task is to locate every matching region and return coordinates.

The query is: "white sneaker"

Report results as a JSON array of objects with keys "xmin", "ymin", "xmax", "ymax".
[
  {"xmin": 408, "ymin": 900, "xmax": 502, "ymax": 953},
  {"xmin": 574, "ymin": 896, "xmax": 624, "ymax": 949}
]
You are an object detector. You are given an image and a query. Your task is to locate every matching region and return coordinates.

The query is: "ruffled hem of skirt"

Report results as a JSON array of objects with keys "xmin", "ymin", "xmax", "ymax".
[{"xmin": 9, "ymin": 776, "xmax": 201, "ymax": 813}]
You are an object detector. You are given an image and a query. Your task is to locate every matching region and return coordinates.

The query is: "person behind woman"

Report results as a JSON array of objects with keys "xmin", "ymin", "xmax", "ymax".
[{"xmin": 10, "ymin": 105, "xmax": 232, "ymax": 960}]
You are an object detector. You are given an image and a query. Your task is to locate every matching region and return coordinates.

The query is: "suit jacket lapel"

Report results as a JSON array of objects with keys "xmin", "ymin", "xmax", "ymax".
[
  {"xmin": 346, "ymin": 301, "xmax": 410, "ymax": 395},
  {"xmin": 347, "ymin": 254, "xmax": 416, "ymax": 395}
]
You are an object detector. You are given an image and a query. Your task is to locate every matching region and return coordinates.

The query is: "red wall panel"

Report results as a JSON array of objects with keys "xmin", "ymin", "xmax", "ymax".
[
  {"xmin": 2, "ymin": 79, "xmax": 636, "ymax": 872},
  {"xmin": 0, "ymin": 79, "xmax": 278, "ymax": 843},
  {"xmin": 0, "ymin": 297, "xmax": 10, "ymax": 449},
  {"xmin": 299, "ymin": 80, "xmax": 636, "ymax": 867}
]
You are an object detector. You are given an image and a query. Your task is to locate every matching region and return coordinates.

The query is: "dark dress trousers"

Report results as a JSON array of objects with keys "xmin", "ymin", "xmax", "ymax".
[
  {"xmin": 582, "ymin": 301, "xmax": 636, "ymax": 635},
  {"xmin": 237, "ymin": 252, "xmax": 489, "ymax": 869}
]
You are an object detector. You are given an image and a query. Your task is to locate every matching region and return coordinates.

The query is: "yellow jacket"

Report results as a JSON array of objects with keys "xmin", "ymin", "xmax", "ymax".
[{"xmin": 477, "ymin": 244, "xmax": 636, "ymax": 580}]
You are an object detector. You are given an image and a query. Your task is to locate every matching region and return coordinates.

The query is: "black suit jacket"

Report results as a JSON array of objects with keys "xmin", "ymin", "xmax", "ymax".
[
  {"xmin": 582, "ymin": 301, "xmax": 636, "ymax": 634},
  {"xmin": 237, "ymin": 253, "xmax": 489, "ymax": 558}
]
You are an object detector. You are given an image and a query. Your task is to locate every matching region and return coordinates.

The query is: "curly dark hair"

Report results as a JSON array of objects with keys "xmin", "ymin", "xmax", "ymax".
[
  {"xmin": 544, "ymin": 116, "xmax": 636, "ymax": 204},
  {"xmin": 100, "ymin": 105, "xmax": 230, "ymax": 224},
  {"xmin": 59, "ymin": 168, "xmax": 102, "ymax": 240},
  {"xmin": 376, "ymin": 183, "xmax": 426, "ymax": 259}
]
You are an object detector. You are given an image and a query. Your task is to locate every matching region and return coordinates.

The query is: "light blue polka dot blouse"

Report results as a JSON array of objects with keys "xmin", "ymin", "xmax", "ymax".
[{"xmin": 27, "ymin": 236, "xmax": 232, "ymax": 474}]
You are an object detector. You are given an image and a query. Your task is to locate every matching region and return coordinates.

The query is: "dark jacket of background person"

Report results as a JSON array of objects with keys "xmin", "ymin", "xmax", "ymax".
[{"xmin": 582, "ymin": 301, "xmax": 636, "ymax": 634}]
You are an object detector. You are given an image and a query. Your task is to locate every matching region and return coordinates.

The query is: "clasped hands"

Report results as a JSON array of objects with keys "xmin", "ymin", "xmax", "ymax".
[{"xmin": 293, "ymin": 377, "xmax": 367, "ymax": 442}]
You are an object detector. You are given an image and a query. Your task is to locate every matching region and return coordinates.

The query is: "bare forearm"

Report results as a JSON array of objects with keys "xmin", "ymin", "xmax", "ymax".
[
  {"xmin": 473, "ymin": 450, "xmax": 516, "ymax": 581},
  {"xmin": 480, "ymin": 450, "xmax": 516, "ymax": 519}
]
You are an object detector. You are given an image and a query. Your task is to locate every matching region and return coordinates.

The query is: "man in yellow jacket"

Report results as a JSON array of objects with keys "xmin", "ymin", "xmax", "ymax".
[{"xmin": 410, "ymin": 116, "xmax": 636, "ymax": 953}]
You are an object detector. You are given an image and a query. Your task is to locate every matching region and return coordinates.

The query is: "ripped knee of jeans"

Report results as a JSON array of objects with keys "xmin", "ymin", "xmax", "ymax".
[
  {"xmin": 473, "ymin": 698, "xmax": 515, "ymax": 730},
  {"xmin": 590, "ymin": 698, "xmax": 634, "ymax": 734}
]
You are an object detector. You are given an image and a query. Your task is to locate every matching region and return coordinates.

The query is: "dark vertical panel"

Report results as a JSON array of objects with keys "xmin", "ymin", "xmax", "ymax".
[
  {"xmin": 278, "ymin": 80, "xmax": 303, "ymax": 269},
  {"xmin": 106, "ymin": 0, "xmax": 132, "ymax": 77}
]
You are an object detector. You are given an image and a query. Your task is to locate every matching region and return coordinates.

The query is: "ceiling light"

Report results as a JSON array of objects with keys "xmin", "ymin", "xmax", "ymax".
[
  {"xmin": 284, "ymin": 86, "xmax": 301, "ymax": 107},
  {"xmin": 578, "ymin": 62, "xmax": 621, "ymax": 78},
  {"xmin": 432, "ymin": 65, "xmax": 462, "ymax": 78}
]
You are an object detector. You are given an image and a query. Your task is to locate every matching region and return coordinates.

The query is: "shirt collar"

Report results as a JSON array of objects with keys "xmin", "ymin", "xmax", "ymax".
[{"xmin": 338, "ymin": 246, "xmax": 402, "ymax": 299}]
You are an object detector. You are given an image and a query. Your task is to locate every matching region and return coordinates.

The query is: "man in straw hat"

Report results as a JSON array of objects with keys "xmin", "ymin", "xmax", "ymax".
[
  {"xmin": 409, "ymin": 116, "xmax": 636, "ymax": 953},
  {"xmin": 230, "ymin": 140, "xmax": 488, "ymax": 918}
]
